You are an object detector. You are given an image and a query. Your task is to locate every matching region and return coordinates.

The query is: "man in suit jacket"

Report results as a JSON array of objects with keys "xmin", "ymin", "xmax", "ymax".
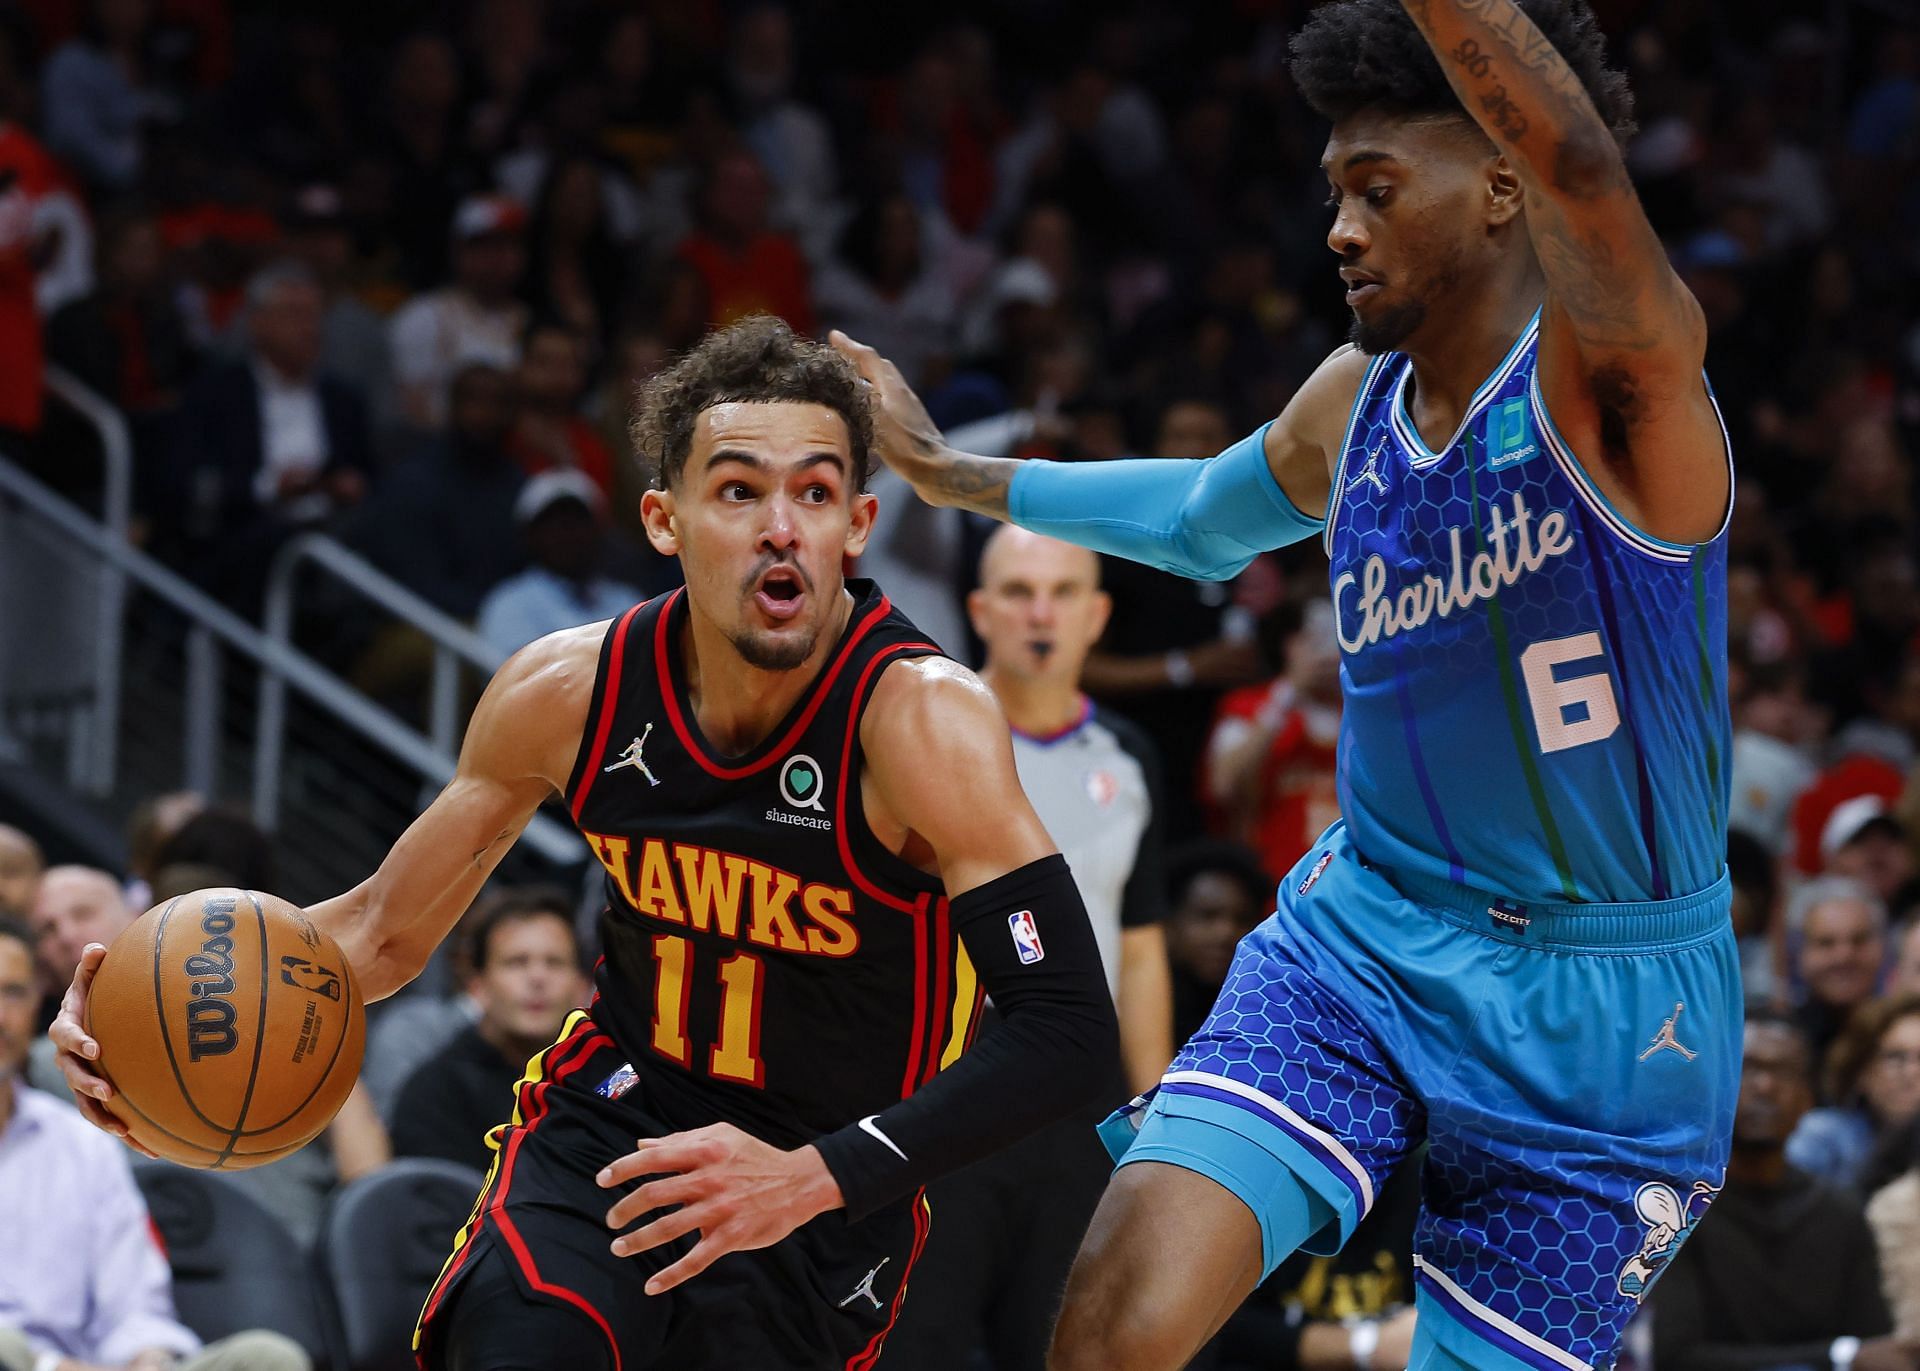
[{"xmin": 168, "ymin": 259, "xmax": 373, "ymax": 607}]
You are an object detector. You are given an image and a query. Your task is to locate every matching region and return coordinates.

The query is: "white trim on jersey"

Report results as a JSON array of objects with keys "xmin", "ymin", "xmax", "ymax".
[{"xmin": 1387, "ymin": 310, "xmax": 1542, "ymax": 468}]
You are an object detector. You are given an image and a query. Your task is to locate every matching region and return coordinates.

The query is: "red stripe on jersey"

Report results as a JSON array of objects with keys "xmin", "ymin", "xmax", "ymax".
[
  {"xmin": 658, "ymin": 590, "xmax": 901, "ymax": 779},
  {"xmin": 923, "ymin": 896, "xmax": 951, "ymax": 1087},
  {"xmin": 831, "ymin": 641, "xmax": 940, "ymax": 916},
  {"xmin": 568, "ymin": 605, "xmax": 646, "ymax": 820},
  {"xmin": 845, "ymin": 1190, "xmax": 933, "ymax": 1371},
  {"xmin": 487, "ymin": 1027, "xmax": 622, "ymax": 1368},
  {"xmin": 899, "ymin": 893, "xmax": 930, "ymax": 1096},
  {"xmin": 417, "ymin": 1017, "xmax": 604, "ymax": 1342}
]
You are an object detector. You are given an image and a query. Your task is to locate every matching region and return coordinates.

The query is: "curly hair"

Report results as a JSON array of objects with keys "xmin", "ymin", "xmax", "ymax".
[
  {"xmin": 631, "ymin": 315, "xmax": 875, "ymax": 492},
  {"xmin": 1289, "ymin": 0, "xmax": 1636, "ymax": 148}
]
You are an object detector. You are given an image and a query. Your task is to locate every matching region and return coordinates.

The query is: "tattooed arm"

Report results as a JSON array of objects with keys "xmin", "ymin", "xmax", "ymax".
[{"xmin": 1398, "ymin": 0, "xmax": 1728, "ymax": 543}]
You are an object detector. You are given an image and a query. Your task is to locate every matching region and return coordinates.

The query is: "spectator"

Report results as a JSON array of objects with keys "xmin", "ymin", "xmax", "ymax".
[
  {"xmin": 1205, "ymin": 599, "xmax": 1343, "ymax": 877},
  {"xmin": 1162, "ymin": 838, "xmax": 1271, "ymax": 1044},
  {"xmin": 122, "ymin": 790, "xmax": 205, "ymax": 907},
  {"xmin": 1728, "ymin": 660, "xmax": 1821, "ymax": 856},
  {"xmin": 1892, "ymin": 919, "xmax": 1920, "ymax": 999},
  {"xmin": 375, "ymin": 31, "xmax": 477, "ymax": 292},
  {"xmin": 1652, "ymin": 1011, "xmax": 1908, "ymax": 1370},
  {"xmin": 1081, "ymin": 398, "xmax": 1264, "ymax": 839},
  {"xmin": 168, "ymin": 260, "xmax": 373, "ymax": 593},
  {"xmin": 28, "ymin": 865, "xmax": 132, "ymax": 1002},
  {"xmin": 1866, "ymin": 1116, "xmax": 1920, "ymax": 1347},
  {"xmin": 1825, "ymin": 797, "xmax": 1920, "ymax": 909},
  {"xmin": 275, "ymin": 184, "xmax": 395, "ymax": 436},
  {"xmin": 388, "ymin": 194, "xmax": 529, "ymax": 431},
  {"xmin": 45, "ymin": 206, "xmax": 197, "ymax": 427},
  {"xmin": 1795, "ymin": 878, "xmax": 1892, "ymax": 1078},
  {"xmin": 504, "ymin": 318, "xmax": 616, "ymax": 496},
  {"xmin": 814, "ymin": 191, "xmax": 958, "ymax": 391},
  {"xmin": 40, "ymin": 0, "xmax": 172, "ymax": 192},
  {"xmin": 1790, "ymin": 995, "xmax": 1920, "ymax": 1190},
  {"xmin": 359, "ymin": 362, "xmax": 526, "ymax": 620},
  {"xmin": 390, "ymin": 889, "xmax": 584, "ymax": 1172},
  {"xmin": 0, "ymin": 66, "xmax": 73, "ymax": 443},
  {"xmin": 0, "ymin": 826, "xmax": 42, "ymax": 919},
  {"xmin": 475, "ymin": 470, "xmax": 644, "ymax": 659},
  {"xmin": 675, "ymin": 149, "xmax": 814, "ymax": 335},
  {"xmin": 1727, "ymin": 829, "xmax": 1784, "ymax": 1008},
  {"xmin": 148, "ymin": 805, "xmax": 277, "ymax": 894},
  {"xmin": 885, "ymin": 525, "xmax": 1167, "ymax": 1371},
  {"xmin": 0, "ymin": 915, "xmax": 312, "ymax": 1371},
  {"xmin": 724, "ymin": 4, "xmax": 837, "ymax": 253},
  {"xmin": 520, "ymin": 153, "xmax": 628, "ymax": 355}
]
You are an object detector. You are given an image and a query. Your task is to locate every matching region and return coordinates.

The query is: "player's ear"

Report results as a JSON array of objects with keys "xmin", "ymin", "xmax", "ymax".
[
  {"xmin": 641, "ymin": 486, "xmax": 681, "ymax": 556},
  {"xmin": 1487, "ymin": 154, "xmax": 1523, "ymax": 228},
  {"xmin": 843, "ymin": 488, "xmax": 878, "ymax": 559},
  {"xmin": 1089, "ymin": 589, "xmax": 1113, "ymax": 643},
  {"xmin": 965, "ymin": 586, "xmax": 990, "ymax": 640}
]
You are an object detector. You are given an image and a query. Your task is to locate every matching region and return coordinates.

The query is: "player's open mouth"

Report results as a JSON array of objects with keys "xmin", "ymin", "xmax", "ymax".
[
  {"xmin": 1029, "ymin": 640, "xmax": 1055, "ymax": 660},
  {"xmin": 754, "ymin": 568, "xmax": 806, "ymax": 621},
  {"xmin": 1341, "ymin": 269, "xmax": 1382, "ymax": 304}
]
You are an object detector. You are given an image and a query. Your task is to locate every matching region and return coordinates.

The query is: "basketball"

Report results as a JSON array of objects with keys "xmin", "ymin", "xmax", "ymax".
[{"xmin": 86, "ymin": 888, "xmax": 365, "ymax": 1170}]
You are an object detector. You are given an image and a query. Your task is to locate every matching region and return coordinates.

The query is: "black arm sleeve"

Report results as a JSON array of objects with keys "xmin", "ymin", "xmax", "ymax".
[{"xmin": 812, "ymin": 854, "xmax": 1120, "ymax": 1220}]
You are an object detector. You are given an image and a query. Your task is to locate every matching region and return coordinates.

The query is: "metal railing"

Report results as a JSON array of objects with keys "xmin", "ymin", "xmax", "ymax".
[
  {"xmin": 0, "ymin": 457, "xmax": 583, "ymax": 867},
  {"xmin": 257, "ymin": 533, "xmax": 507, "ymax": 827},
  {"xmin": 39, "ymin": 365, "xmax": 131, "ymax": 795}
]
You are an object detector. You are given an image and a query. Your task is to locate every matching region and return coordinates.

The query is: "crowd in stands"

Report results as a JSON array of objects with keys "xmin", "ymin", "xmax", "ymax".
[{"xmin": 0, "ymin": 0, "xmax": 1915, "ymax": 1366}]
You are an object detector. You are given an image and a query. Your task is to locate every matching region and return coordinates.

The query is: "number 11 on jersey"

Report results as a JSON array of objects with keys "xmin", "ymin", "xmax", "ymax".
[{"xmin": 649, "ymin": 934, "xmax": 767, "ymax": 1087}]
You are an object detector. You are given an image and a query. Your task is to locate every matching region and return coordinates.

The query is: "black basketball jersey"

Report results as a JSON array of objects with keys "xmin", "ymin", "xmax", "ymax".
[{"xmin": 563, "ymin": 580, "xmax": 984, "ymax": 1149}]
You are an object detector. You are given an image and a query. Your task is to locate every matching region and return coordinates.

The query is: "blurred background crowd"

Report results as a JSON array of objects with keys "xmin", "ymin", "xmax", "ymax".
[{"xmin": 0, "ymin": 0, "xmax": 1918, "ymax": 1367}]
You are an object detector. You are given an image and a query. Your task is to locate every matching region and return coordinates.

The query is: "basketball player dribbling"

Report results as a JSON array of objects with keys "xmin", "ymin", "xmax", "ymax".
[
  {"xmin": 51, "ymin": 318, "xmax": 1119, "ymax": 1371},
  {"xmin": 837, "ymin": 0, "xmax": 1743, "ymax": 1367}
]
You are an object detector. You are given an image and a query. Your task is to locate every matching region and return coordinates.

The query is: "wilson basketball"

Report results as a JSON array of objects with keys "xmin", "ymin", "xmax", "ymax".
[{"xmin": 87, "ymin": 888, "xmax": 365, "ymax": 1169}]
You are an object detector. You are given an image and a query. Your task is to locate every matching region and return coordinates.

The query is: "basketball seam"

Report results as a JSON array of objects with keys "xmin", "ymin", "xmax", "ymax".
[
  {"xmin": 212, "ymin": 892, "xmax": 273, "ymax": 1167},
  {"xmin": 235, "ymin": 931, "xmax": 362, "ymax": 1136},
  {"xmin": 148, "ymin": 894, "xmax": 241, "ymax": 1139}
]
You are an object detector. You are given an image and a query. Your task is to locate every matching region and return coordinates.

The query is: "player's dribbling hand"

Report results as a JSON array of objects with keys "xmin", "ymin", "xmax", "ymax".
[
  {"xmin": 48, "ymin": 943, "xmax": 156, "ymax": 1156},
  {"xmin": 597, "ymin": 1121, "xmax": 843, "ymax": 1295}
]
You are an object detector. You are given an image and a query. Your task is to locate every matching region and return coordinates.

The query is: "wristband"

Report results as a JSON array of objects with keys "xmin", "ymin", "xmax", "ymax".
[
  {"xmin": 1831, "ymin": 1335, "xmax": 1861, "ymax": 1371},
  {"xmin": 1348, "ymin": 1319, "xmax": 1381, "ymax": 1369},
  {"xmin": 1164, "ymin": 650, "xmax": 1195, "ymax": 689}
]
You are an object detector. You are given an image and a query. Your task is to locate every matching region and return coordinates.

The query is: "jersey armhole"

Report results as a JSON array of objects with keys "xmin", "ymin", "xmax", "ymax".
[
  {"xmin": 564, "ymin": 602, "xmax": 648, "ymax": 819},
  {"xmin": 1527, "ymin": 371, "xmax": 1735, "ymax": 566},
  {"xmin": 1322, "ymin": 354, "xmax": 1394, "ymax": 555},
  {"xmin": 836, "ymin": 646, "xmax": 949, "ymax": 910}
]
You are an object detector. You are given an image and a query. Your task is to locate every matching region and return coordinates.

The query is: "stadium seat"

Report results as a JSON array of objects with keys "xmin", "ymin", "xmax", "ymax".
[
  {"xmin": 132, "ymin": 1161, "xmax": 338, "ymax": 1367},
  {"xmin": 317, "ymin": 1158, "xmax": 487, "ymax": 1371}
]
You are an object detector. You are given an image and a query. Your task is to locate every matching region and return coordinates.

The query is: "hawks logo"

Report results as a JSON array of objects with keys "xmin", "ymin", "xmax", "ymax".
[{"xmin": 1617, "ymin": 1179, "xmax": 1718, "ymax": 1301}]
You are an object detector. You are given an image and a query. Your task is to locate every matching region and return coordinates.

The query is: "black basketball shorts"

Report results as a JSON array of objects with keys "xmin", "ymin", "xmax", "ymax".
[{"xmin": 414, "ymin": 1011, "xmax": 930, "ymax": 1371}]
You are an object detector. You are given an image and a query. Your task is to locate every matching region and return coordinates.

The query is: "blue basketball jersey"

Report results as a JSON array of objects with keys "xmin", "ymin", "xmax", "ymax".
[{"xmin": 1325, "ymin": 310, "xmax": 1732, "ymax": 905}]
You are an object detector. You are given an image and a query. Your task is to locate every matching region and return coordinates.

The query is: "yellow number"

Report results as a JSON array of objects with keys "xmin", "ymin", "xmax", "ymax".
[
  {"xmin": 650, "ymin": 934, "xmax": 690, "ymax": 1065},
  {"xmin": 648, "ymin": 937, "xmax": 765, "ymax": 1087}
]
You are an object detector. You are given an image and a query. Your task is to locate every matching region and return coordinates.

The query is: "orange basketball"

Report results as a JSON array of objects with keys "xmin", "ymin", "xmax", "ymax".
[{"xmin": 87, "ymin": 888, "xmax": 365, "ymax": 1169}]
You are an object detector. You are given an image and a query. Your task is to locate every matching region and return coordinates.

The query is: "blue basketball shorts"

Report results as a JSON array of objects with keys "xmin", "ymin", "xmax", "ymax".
[{"xmin": 1101, "ymin": 823, "xmax": 1740, "ymax": 1371}]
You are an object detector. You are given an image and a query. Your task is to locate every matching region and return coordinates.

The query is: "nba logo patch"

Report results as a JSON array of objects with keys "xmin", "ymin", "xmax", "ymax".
[
  {"xmin": 1487, "ymin": 396, "xmax": 1538, "ymax": 469},
  {"xmin": 1008, "ymin": 910, "xmax": 1045, "ymax": 965},
  {"xmin": 596, "ymin": 1063, "xmax": 639, "ymax": 1100},
  {"xmin": 1297, "ymin": 851, "xmax": 1334, "ymax": 895}
]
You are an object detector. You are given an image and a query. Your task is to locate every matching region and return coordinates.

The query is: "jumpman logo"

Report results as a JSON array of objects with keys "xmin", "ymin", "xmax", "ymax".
[
  {"xmin": 1348, "ymin": 443, "xmax": 1389, "ymax": 495},
  {"xmin": 1638, "ymin": 1002, "xmax": 1697, "ymax": 1062},
  {"xmin": 838, "ymin": 1257, "xmax": 889, "ymax": 1310},
  {"xmin": 603, "ymin": 723, "xmax": 661, "ymax": 787}
]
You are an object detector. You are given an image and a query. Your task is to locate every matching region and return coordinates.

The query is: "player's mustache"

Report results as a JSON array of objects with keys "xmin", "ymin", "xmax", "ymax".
[{"xmin": 742, "ymin": 555, "xmax": 814, "ymax": 597}]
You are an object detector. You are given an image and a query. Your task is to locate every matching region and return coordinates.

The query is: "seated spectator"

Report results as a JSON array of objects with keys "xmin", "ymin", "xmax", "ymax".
[
  {"xmin": 504, "ymin": 319, "xmax": 616, "ymax": 496},
  {"xmin": 358, "ymin": 362, "xmax": 527, "ymax": 620},
  {"xmin": 1826, "ymin": 796, "xmax": 1919, "ymax": 909},
  {"xmin": 813, "ymin": 191, "xmax": 958, "ymax": 391},
  {"xmin": 1728, "ymin": 829, "xmax": 1785, "ymax": 1007},
  {"xmin": 274, "ymin": 185, "xmax": 395, "ymax": 437},
  {"xmin": 1162, "ymin": 839, "xmax": 1271, "ymax": 1044},
  {"xmin": 519, "ymin": 153, "xmax": 631, "ymax": 355},
  {"xmin": 1204, "ymin": 599, "xmax": 1342, "ymax": 877},
  {"xmin": 1866, "ymin": 1116, "xmax": 1920, "ymax": 1347},
  {"xmin": 44, "ymin": 205, "xmax": 198, "ymax": 425},
  {"xmin": 476, "ymin": 471, "xmax": 643, "ymax": 659},
  {"xmin": 1892, "ymin": 918, "xmax": 1920, "ymax": 999},
  {"xmin": 389, "ymin": 195, "xmax": 529, "ymax": 431},
  {"xmin": 675, "ymin": 149, "xmax": 814, "ymax": 334},
  {"xmin": 39, "ymin": 0, "xmax": 173, "ymax": 193},
  {"xmin": 0, "ymin": 826, "xmax": 42, "ymax": 918},
  {"xmin": 0, "ymin": 915, "xmax": 311, "ymax": 1371},
  {"xmin": 1652, "ymin": 1010, "xmax": 1908, "ymax": 1370},
  {"xmin": 167, "ymin": 260, "xmax": 373, "ymax": 603},
  {"xmin": 1791, "ymin": 995, "xmax": 1920, "ymax": 1189},
  {"xmin": 122, "ymin": 790, "xmax": 205, "ymax": 908},
  {"xmin": 28, "ymin": 865, "xmax": 133, "ymax": 1006},
  {"xmin": 149, "ymin": 805, "xmax": 278, "ymax": 894},
  {"xmin": 390, "ymin": 889, "xmax": 585, "ymax": 1172},
  {"xmin": 1794, "ymin": 877, "xmax": 1892, "ymax": 1080}
]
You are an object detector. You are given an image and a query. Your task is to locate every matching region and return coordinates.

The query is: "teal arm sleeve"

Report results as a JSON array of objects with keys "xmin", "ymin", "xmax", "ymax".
[{"xmin": 1005, "ymin": 421, "xmax": 1324, "ymax": 581}]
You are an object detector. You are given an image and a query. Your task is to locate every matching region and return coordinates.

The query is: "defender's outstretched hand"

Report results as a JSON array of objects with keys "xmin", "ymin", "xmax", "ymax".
[
  {"xmin": 47, "ymin": 943, "xmax": 157, "ymax": 1156},
  {"xmin": 828, "ymin": 330, "xmax": 1019, "ymax": 521},
  {"xmin": 598, "ymin": 1122, "xmax": 843, "ymax": 1294}
]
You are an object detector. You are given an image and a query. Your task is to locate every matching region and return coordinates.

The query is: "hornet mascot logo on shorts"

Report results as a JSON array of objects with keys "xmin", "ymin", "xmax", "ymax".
[{"xmin": 1617, "ymin": 1179, "xmax": 1718, "ymax": 1301}]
